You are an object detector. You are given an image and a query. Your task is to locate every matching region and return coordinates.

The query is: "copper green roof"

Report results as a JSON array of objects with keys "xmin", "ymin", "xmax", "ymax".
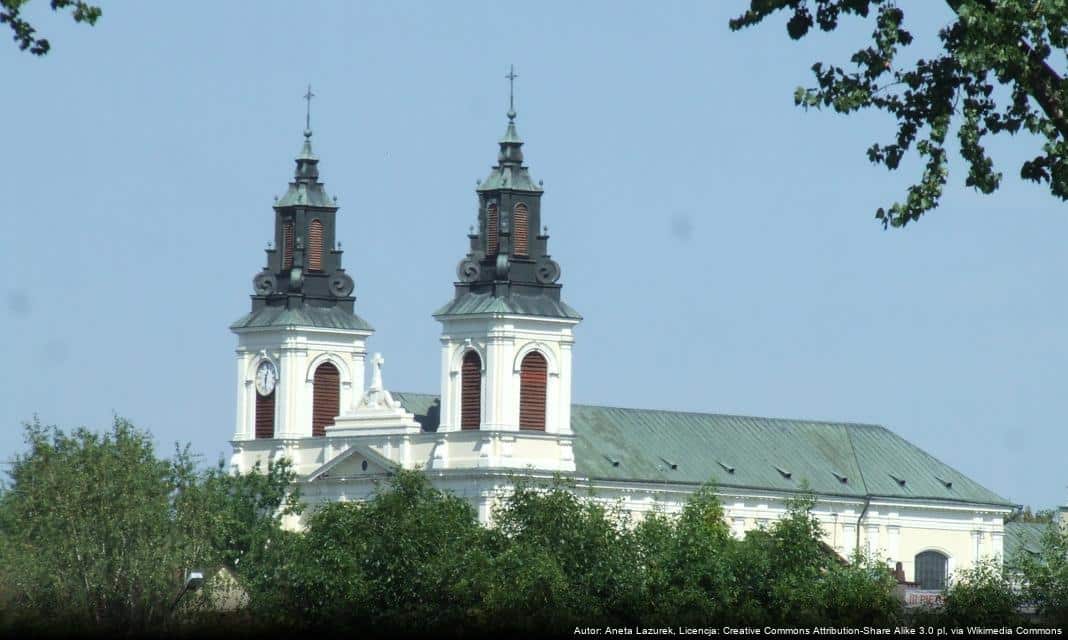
[
  {"xmin": 1005, "ymin": 522, "xmax": 1053, "ymax": 560},
  {"xmin": 434, "ymin": 292, "xmax": 581, "ymax": 320},
  {"xmin": 276, "ymin": 131, "xmax": 336, "ymax": 207},
  {"xmin": 475, "ymin": 115, "xmax": 542, "ymax": 193},
  {"xmin": 476, "ymin": 162, "xmax": 542, "ymax": 192},
  {"xmin": 276, "ymin": 179, "xmax": 335, "ymax": 207},
  {"xmin": 391, "ymin": 392, "xmax": 1012, "ymax": 508},
  {"xmin": 231, "ymin": 305, "xmax": 373, "ymax": 331}
]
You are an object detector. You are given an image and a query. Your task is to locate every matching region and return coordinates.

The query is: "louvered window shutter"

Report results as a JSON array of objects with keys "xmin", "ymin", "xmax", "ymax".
[
  {"xmin": 312, "ymin": 362, "xmax": 340, "ymax": 437},
  {"xmin": 519, "ymin": 351, "xmax": 547, "ymax": 430},
  {"xmin": 255, "ymin": 391, "xmax": 275, "ymax": 439},
  {"xmin": 461, "ymin": 351, "xmax": 481, "ymax": 430},
  {"xmin": 513, "ymin": 203, "xmax": 529, "ymax": 256},
  {"xmin": 486, "ymin": 204, "xmax": 499, "ymax": 256},
  {"xmin": 283, "ymin": 222, "xmax": 294, "ymax": 269},
  {"xmin": 308, "ymin": 219, "xmax": 323, "ymax": 271}
]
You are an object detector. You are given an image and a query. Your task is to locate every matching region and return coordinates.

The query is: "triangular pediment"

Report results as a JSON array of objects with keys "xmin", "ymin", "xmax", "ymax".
[{"xmin": 306, "ymin": 445, "xmax": 396, "ymax": 482}]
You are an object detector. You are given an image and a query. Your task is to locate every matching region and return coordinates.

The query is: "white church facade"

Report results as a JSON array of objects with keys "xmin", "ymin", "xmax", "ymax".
[{"xmin": 229, "ymin": 85, "xmax": 1015, "ymax": 592}]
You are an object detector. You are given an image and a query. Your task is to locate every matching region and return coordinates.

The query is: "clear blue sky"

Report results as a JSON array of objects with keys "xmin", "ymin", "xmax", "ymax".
[{"xmin": 2, "ymin": 2, "xmax": 1065, "ymax": 509}]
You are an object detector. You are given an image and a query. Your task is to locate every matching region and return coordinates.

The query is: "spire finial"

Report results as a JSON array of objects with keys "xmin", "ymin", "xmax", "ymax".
[
  {"xmin": 303, "ymin": 84, "xmax": 315, "ymax": 137},
  {"xmin": 505, "ymin": 65, "xmax": 518, "ymax": 121}
]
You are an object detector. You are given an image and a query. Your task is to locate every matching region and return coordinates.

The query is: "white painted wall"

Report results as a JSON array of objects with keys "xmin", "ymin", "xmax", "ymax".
[
  {"xmin": 233, "ymin": 431, "xmax": 1010, "ymax": 584},
  {"xmin": 230, "ymin": 313, "xmax": 1009, "ymax": 588},
  {"xmin": 232, "ymin": 324, "xmax": 372, "ymax": 441},
  {"xmin": 436, "ymin": 314, "xmax": 578, "ymax": 436}
]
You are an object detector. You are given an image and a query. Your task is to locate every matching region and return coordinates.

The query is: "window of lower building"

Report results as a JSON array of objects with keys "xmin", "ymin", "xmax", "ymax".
[{"xmin": 914, "ymin": 550, "xmax": 949, "ymax": 590}]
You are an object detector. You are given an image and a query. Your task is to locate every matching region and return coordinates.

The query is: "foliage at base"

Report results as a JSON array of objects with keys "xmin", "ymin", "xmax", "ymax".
[{"xmin": 1, "ymin": 418, "xmax": 1066, "ymax": 635}]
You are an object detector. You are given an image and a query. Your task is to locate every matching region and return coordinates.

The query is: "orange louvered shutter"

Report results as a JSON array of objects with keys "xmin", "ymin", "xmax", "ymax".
[
  {"xmin": 519, "ymin": 351, "xmax": 547, "ymax": 431},
  {"xmin": 513, "ymin": 203, "xmax": 529, "ymax": 256},
  {"xmin": 461, "ymin": 351, "xmax": 481, "ymax": 430},
  {"xmin": 283, "ymin": 222, "xmax": 294, "ymax": 269},
  {"xmin": 312, "ymin": 362, "xmax": 340, "ymax": 437},
  {"xmin": 255, "ymin": 391, "xmax": 275, "ymax": 439},
  {"xmin": 486, "ymin": 203, "xmax": 499, "ymax": 255},
  {"xmin": 308, "ymin": 219, "xmax": 323, "ymax": 271}
]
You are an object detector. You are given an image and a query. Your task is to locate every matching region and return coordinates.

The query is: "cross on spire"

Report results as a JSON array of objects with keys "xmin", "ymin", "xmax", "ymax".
[
  {"xmin": 303, "ymin": 84, "xmax": 315, "ymax": 135},
  {"xmin": 505, "ymin": 65, "xmax": 518, "ymax": 121}
]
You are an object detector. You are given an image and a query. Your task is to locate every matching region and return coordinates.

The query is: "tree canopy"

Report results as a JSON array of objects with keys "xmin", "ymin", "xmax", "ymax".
[
  {"xmin": 2, "ymin": 417, "xmax": 1066, "ymax": 633},
  {"xmin": 1012, "ymin": 521, "xmax": 1068, "ymax": 628},
  {"xmin": 731, "ymin": 0, "xmax": 1068, "ymax": 228},
  {"xmin": 241, "ymin": 473, "xmax": 905, "ymax": 634},
  {"xmin": 0, "ymin": 417, "xmax": 297, "ymax": 634}
]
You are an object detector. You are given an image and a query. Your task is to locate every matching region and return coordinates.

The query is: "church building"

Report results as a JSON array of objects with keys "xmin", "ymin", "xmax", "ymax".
[{"xmin": 229, "ymin": 79, "xmax": 1015, "ymax": 592}]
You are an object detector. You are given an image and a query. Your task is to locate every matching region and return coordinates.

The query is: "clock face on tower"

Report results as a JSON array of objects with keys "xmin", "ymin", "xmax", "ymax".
[{"xmin": 255, "ymin": 360, "xmax": 277, "ymax": 396}]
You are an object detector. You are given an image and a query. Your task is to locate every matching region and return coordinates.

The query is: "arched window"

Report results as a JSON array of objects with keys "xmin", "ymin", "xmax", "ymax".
[
  {"xmin": 513, "ymin": 202, "xmax": 529, "ymax": 256},
  {"xmin": 519, "ymin": 351, "xmax": 547, "ymax": 430},
  {"xmin": 255, "ymin": 391, "xmax": 275, "ymax": 439},
  {"xmin": 486, "ymin": 203, "xmax": 499, "ymax": 256},
  {"xmin": 914, "ymin": 551, "xmax": 949, "ymax": 590},
  {"xmin": 307, "ymin": 219, "xmax": 323, "ymax": 271},
  {"xmin": 282, "ymin": 221, "xmax": 294, "ymax": 269},
  {"xmin": 312, "ymin": 362, "xmax": 340, "ymax": 437},
  {"xmin": 461, "ymin": 350, "xmax": 481, "ymax": 430}
]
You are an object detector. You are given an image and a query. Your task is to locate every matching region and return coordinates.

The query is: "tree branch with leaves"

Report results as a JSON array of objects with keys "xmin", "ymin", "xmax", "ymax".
[
  {"xmin": 731, "ymin": 0, "xmax": 1068, "ymax": 227},
  {"xmin": 2, "ymin": 0, "xmax": 100, "ymax": 55}
]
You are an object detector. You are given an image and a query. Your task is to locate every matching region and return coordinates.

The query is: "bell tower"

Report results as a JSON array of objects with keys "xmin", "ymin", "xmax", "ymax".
[
  {"xmin": 230, "ymin": 89, "xmax": 373, "ymax": 461},
  {"xmin": 433, "ymin": 68, "xmax": 581, "ymax": 472}
]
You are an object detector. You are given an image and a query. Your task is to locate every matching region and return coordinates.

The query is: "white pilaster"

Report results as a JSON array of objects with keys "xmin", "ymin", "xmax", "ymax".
[
  {"xmin": 732, "ymin": 517, "xmax": 746, "ymax": 539},
  {"xmin": 231, "ymin": 324, "xmax": 373, "ymax": 474},
  {"xmin": 843, "ymin": 524, "xmax": 856, "ymax": 556},
  {"xmin": 348, "ymin": 348, "xmax": 367, "ymax": 410},
  {"xmin": 279, "ymin": 336, "xmax": 308, "ymax": 438},
  {"xmin": 234, "ymin": 350, "xmax": 252, "ymax": 440},
  {"xmin": 556, "ymin": 337, "xmax": 574, "ymax": 436},
  {"xmin": 866, "ymin": 524, "xmax": 880, "ymax": 558},
  {"xmin": 485, "ymin": 328, "xmax": 512, "ymax": 430},
  {"xmin": 971, "ymin": 530, "xmax": 983, "ymax": 562},
  {"xmin": 438, "ymin": 336, "xmax": 457, "ymax": 431},
  {"xmin": 435, "ymin": 312, "xmax": 579, "ymax": 474},
  {"xmin": 887, "ymin": 526, "xmax": 901, "ymax": 565}
]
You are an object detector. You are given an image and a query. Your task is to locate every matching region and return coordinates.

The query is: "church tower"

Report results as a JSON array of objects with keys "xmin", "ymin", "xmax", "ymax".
[
  {"xmin": 434, "ymin": 69, "xmax": 581, "ymax": 472},
  {"xmin": 230, "ymin": 90, "xmax": 373, "ymax": 461}
]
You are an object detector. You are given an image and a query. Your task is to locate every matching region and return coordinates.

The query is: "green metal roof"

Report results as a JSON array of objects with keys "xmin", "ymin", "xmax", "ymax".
[
  {"xmin": 434, "ymin": 292, "xmax": 581, "ymax": 320},
  {"xmin": 231, "ymin": 305, "xmax": 373, "ymax": 331},
  {"xmin": 475, "ymin": 117, "xmax": 543, "ymax": 193},
  {"xmin": 275, "ymin": 132, "xmax": 337, "ymax": 208},
  {"xmin": 276, "ymin": 180, "xmax": 335, "ymax": 208},
  {"xmin": 477, "ymin": 165, "xmax": 542, "ymax": 192},
  {"xmin": 1004, "ymin": 522, "xmax": 1053, "ymax": 560},
  {"xmin": 391, "ymin": 392, "xmax": 1012, "ymax": 508},
  {"xmin": 393, "ymin": 392, "xmax": 441, "ymax": 432}
]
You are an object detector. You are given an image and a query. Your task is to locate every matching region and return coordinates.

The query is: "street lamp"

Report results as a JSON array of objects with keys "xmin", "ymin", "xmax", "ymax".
[{"xmin": 170, "ymin": 570, "xmax": 205, "ymax": 613}]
